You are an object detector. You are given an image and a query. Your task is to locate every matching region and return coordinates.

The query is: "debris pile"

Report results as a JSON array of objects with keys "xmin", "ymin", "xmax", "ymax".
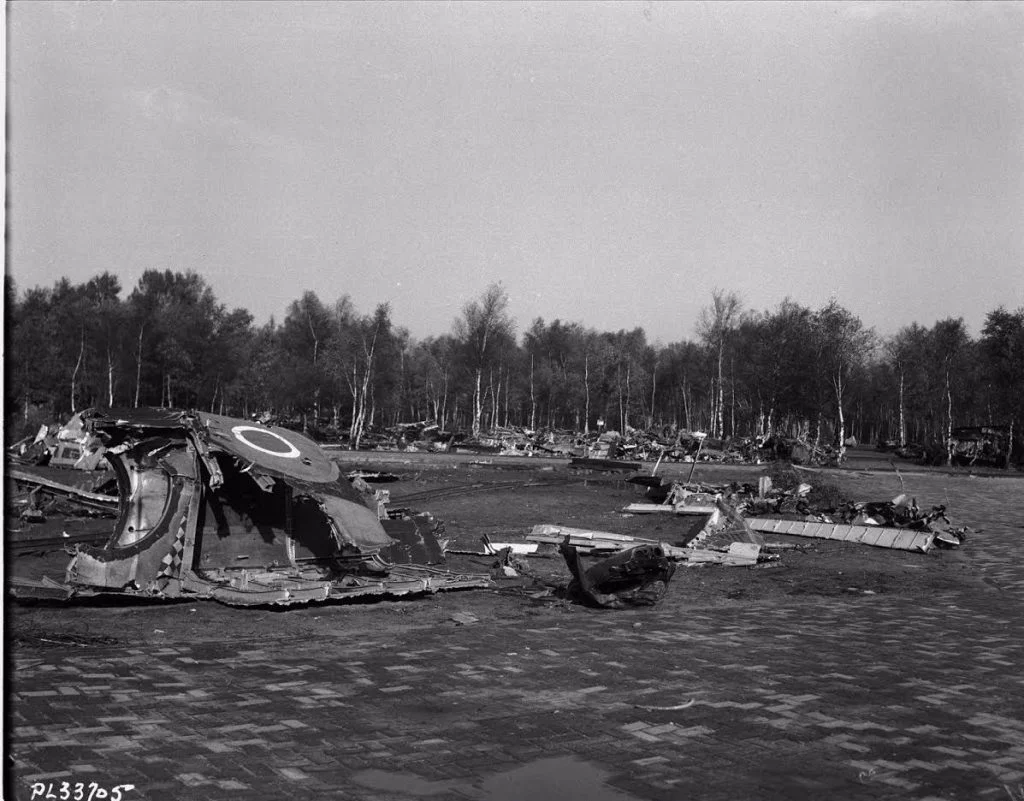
[
  {"xmin": 9, "ymin": 408, "xmax": 490, "ymax": 605},
  {"xmin": 949, "ymin": 425, "xmax": 1013, "ymax": 468},
  {"xmin": 7, "ymin": 467, "xmax": 118, "ymax": 524},
  {"xmin": 725, "ymin": 476, "xmax": 971, "ymax": 553},
  {"xmin": 8, "ymin": 412, "xmax": 977, "ymax": 614},
  {"xmin": 495, "ymin": 465, "xmax": 972, "ymax": 607},
  {"xmin": 7, "ymin": 412, "xmax": 110, "ymax": 471}
]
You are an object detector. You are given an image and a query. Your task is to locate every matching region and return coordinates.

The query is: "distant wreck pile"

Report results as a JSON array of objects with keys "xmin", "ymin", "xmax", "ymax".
[{"xmin": 332, "ymin": 421, "xmax": 841, "ymax": 467}]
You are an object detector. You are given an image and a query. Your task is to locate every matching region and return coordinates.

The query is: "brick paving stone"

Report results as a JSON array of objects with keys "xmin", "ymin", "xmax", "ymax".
[{"xmin": 7, "ymin": 472, "xmax": 1024, "ymax": 801}]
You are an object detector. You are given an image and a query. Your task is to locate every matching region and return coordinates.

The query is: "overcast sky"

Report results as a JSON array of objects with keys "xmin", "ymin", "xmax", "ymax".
[{"xmin": 7, "ymin": 1, "xmax": 1023, "ymax": 343}]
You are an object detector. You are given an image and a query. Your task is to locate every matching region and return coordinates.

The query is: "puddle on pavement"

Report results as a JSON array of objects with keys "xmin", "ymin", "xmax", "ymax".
[
  {"xmin": 478, "ymin": 757, "xmax": 642, "ymax": 801},
  {"xmin": 351, "ymin": 756, "xmax": 642, "ymax": 801},
  {"xmin": 350, "ymin": 768, "xmax": 463, "ymax": 796}
]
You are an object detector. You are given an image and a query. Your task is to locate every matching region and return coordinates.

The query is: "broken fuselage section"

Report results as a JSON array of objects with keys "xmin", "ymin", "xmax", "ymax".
[{"xmin": 58, "ymin": 408, "xmax": 489, "ymax": 605}]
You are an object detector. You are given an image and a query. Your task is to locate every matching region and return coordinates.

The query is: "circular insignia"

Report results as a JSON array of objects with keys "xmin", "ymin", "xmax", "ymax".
[{"xmin": 230, "ymin": 425, "xmax": 301, "ymax": 458}]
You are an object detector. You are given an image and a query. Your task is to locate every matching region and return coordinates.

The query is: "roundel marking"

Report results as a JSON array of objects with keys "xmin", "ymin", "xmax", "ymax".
[{"xmin": 230, "ymin": 425, "xmax": 302, "ymax": 458}]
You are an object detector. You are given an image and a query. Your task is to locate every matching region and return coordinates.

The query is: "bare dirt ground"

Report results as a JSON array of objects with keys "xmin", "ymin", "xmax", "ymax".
[{"xmin": 5, "ymin": 451, "xmax": 995, "ymax": 647}]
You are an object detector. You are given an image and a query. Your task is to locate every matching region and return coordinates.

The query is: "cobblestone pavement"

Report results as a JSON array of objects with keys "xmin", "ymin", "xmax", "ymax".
[{"xmin": 7, "ymin": 472, "xmax": 1024, "ymax": 800}]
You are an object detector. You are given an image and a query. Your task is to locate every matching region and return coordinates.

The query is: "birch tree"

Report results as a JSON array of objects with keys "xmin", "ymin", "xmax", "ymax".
[
  {"xmin": 927, "ymin": 318, "xmax": 970, "ymax": 465},
  {"xmin": 814, "ymin": 300, "xmax": 875, "ymax": 460},
  {"xmin": 454, "ymin": 284, "xmax": 514, "ymax": 437},
  {"xmin": 698, "ymin": 289, "xmax": 742, "ymax": 438}
]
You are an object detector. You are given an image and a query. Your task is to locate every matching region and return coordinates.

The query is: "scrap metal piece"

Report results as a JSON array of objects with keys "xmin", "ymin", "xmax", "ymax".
[
  {"xmin": 560, "ymin": 539, "xmax": 676, "ymax": 609},
  {"xmin": 529, "ymin": 523, "xmax": 723, "ymax": 562},
  {"xmin": 682, "ymin": 542, "xmax": 761, "ymax": 566},
  {"xmin": 8, "ymin": 467, "xmax": 119, "ymax": 512},
  {"xmin": 622, "ymin": 502, "xmax": 721, "ymax": 524},
  {"xmin": 379, "ymin": 513, "xmax": 447, "ymax": 564},
  {"xmin": 716, "ymin": 498, "xmax": 765, "ymax": 545},
  {"xmin": 745, "ymin": 518, "xmax": 934, "ymax": 552},
  {"xmin": 483, "ymin": 540, "xmax": 540, "ymax": 556},
  {"xmin": 529, "ymin": 525, "xmax": 656, "ymax": 553}
]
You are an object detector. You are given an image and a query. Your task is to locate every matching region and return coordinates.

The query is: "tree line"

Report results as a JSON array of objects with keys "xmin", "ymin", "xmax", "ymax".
[{"xmin": 6, "ymin": 271, "xmax": 1023, "ymax": 459}]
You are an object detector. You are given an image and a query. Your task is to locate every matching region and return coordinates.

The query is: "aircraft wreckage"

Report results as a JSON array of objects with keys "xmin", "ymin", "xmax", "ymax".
[{"xmin": 13, "ymin": 408, "xmax": 490, "ymax": 606}]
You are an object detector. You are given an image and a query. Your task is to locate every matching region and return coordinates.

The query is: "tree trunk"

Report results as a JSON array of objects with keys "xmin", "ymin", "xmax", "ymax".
[
  {"xmin": 682, "ymin": 378, "xmax": 690, "ymax": 431},
  {"xmin": 898, "ymin": 369, "xmax": 906, "ymax": 446},
  {"xmin": 649, "ymin": 368, "xmax": 657, "ymax": 429},
  {"xmin": 617, "ymin": 377, "xmax": 624, "ymax": 433},
  {"xmin": 945, "ymin": 370, "xmax": 954, "ymax": 466},
  {"xmin": 729, "ymin": 357, "xmax": 736, "ymax": 438},
  {"xmin": 835, "ymin": 371, "xmax": 846, "ymax": 461},
  {"xmin": 584, "ymin": 353, "xmax": 591, "ymax": 435},
  {"xmin": 441, "ymin": 369, "xmax": 448, "ymax": 431},
  {"xmin": 1007, "ymin": 418, "xmax": 1014, "ymax": 469},
  {"xmin": 712, "ymin": 354, "xmax": 719, "ymax": 437},
  {"xmin": 107, "ymin": 349, "xmax": 115, "ymax": 407},
  {"xmin": 617, "ymin": 367, "xmax": 625, "ymax": 433},
  {"xmin": 70, "ymin": 327, "xmax": 85, "ymax": 413},
  {"xmin": 134, "ymin": 325, "xmax": 144, "ymax": 408},
  {"xmin": 715, "ymin": 341, "xmax": 724, "ymax": 438},
  {"xmin": 530, "ymin": 354, "xmax": 536, "ymax": 431},
  {"xmin": 503, "ymin": 365, "xmax": 510, "ymax": 428},
  {"xmin": 353, "ymin": 338, "xmax": 378, "ymax": 450},
  {"xmin": 490, "ymin": 366, "xmax": 500, "ymax": 432},
  {"xmin": 624, "ymin": 363, "xmax": 631, "ymax": 432},
  {"xmin": 473, "ymin": 368, "xmax": 483, "ymax": 436},
  {"xmin": 348, "ymin": 364, "xmax": 359, "ymax": 450}
]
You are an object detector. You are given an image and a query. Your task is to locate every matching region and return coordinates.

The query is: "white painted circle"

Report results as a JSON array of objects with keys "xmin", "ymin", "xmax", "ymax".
[{"xmin": 230, "ymin": 425, "xmax": 301, "ymax": 458}]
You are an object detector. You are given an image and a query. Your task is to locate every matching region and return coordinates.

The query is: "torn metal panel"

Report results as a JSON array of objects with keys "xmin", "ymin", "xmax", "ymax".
[
  {"xmin": 528, "ymin": 525, "xmax": 656, "ymax": 553},
  {"xmin": 560, "ymin": 540, "xmax": 675, "ymax": 608},
  {"xmin": 716, "ymin": 498, "xmax": 765, "ymax": 545},
  {"xmin": 745, "ymin": 518, "xmax": 934, "ymax": 553},
  {"xmin": 379, "ymin": 513, "xmax": 447, "ymax": 565},
  {"xmin": 8, "ymin": 467, "xmax": 119, "ymax": 513},
  {"xmin": 622, "ymin": 503, "xmax": 680, "ymax": 514},
  {"xmin": 622, "ymin": 502, "xmax": 721, "ymax": 524},
  {"xmin": 8, "ymin": 575, "xmax": 77, "ymax": 601},
  {"xmin": 483, "ymin": 541, "xmax": 540, "ymax": 556},
  {"xmin": 682, "ymin": 542, "xmax": 762, "ymax": 566},
  {"xmin": 527, "ymin": 525, "xmax": 714, "ymax": 564},
  {"xmin": 12, "ymin": 407, "xmax": 490, "ymax": 605}
]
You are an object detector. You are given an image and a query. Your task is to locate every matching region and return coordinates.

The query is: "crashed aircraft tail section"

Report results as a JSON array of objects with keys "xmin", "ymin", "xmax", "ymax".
[{"xmin": 44, "ymin": 408, "xmax": 490, "ymax": 606}]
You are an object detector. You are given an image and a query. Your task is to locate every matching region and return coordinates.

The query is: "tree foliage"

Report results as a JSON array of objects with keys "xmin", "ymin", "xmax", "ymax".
[{"xmin": 6, "ymin": 273, "xmax": 1022, "ymax": 463}]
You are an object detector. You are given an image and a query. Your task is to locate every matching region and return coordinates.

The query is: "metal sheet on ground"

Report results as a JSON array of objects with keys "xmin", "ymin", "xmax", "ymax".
[{"xmin": 745, "ymin": 518, "xmax": 934, "ymax": 552}]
